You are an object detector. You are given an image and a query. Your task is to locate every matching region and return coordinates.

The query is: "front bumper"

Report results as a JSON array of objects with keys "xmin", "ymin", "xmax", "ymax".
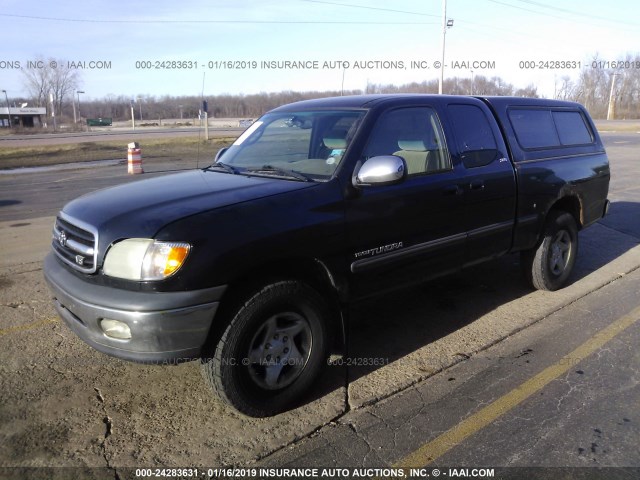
[{"xmin": 43, "ymin": 253, "xmax": 226, "ymax": 363}]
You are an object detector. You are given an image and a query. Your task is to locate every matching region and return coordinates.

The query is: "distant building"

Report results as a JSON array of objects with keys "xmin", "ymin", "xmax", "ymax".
[{"xmin": 0, "ymin": 107, "xmax": 47, "ymax": 127}]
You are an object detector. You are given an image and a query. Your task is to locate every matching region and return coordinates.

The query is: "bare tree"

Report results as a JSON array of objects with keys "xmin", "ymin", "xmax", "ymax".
[
  {"xmin": 21, "ymin": 56, "xmax": 81, "ymax": 116},
  {"xmin": 74, "ymin": 75, "xmax": 545, "ymax": 122},
  {"xmin": 562, "ymin": 52, "xmax": 640, "ymax": 118},
  {"xmin": 50, "ymin": 62, "xmax": 81, "ymax": 116},
  {"xmin": 555, "ymin": 76, "xmax": 575, "ymax": 100},
  {"xmin": 613, "ymin": 53, "xmax": 640, "ymax": 119},
  {"xmin": 21, "ymin": 55, "xmax": 50, "ymax": 107},
  {"xmin": 514, "ymin": 84, "xmax": 538, "ymax": 98}
]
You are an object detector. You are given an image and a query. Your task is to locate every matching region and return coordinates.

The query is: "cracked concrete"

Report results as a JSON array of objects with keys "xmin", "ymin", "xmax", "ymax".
[{"xmin": 94, "ymin": 387, "xmax": 119, "ymax": 479}]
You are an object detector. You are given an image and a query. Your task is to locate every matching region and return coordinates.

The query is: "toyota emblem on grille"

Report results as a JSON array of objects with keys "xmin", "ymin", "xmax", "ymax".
[{"xmin": 58, "ymin": 230, "xmax": 68, "ymax": 247}]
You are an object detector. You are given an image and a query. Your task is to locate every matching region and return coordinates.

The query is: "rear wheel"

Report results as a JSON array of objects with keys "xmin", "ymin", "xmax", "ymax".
[
  {"xmin": 200, "ymin": 280, "xmax": 329, "ymax": 417},
  {"xmin": 521, "ymin": 210, "xmax": 578, "ymax": 291}
]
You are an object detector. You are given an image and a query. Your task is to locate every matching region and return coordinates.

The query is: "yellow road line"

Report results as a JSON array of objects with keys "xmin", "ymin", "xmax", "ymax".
[
  {"xmin": 394, "ymin": 304, "xmax": 640, "ymax": 469},
  {"xmin": 0, "ymin": 317, "xmax": 58, "ymax": 336}
]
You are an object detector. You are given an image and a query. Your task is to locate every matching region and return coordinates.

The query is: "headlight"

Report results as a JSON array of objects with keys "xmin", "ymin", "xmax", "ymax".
[{"xmin": 103, "ymin": 239, "xmax": 191, "ymax": 281}]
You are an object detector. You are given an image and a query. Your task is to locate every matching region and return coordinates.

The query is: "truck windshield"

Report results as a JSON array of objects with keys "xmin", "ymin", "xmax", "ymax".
[{"xmin": 215, "ymin": 110, "xmax": 365, "ymax": 181}]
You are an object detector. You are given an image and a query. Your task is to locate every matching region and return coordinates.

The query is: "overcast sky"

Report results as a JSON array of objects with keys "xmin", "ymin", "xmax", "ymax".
[{"xmin": 1, "ymin": 0, "xmax": 638, "ymax": 101}]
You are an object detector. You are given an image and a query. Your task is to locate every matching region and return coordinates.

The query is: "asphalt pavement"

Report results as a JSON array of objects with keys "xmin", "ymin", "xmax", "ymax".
[
  {"xmin": 0, "ymin": 129, "xmax": 638, "ymax": 479},
  {"xmin": 261, "ymin": 265, "xmax": 640, "ymax": 476}
]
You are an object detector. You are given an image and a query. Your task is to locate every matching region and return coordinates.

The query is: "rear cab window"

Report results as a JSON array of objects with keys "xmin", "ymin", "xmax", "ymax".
[{"xmin": 448, "ymin": 104, "xmax": 500, "ymax": 168}]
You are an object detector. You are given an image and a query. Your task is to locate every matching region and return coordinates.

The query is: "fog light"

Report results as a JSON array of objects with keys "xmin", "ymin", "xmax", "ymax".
[{"xmin": 100, "ymin": 319, "xmax": 132, "ymax": 340}]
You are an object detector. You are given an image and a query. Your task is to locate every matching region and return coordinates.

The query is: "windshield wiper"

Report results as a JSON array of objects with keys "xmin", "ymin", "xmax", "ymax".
[
  {"xmin": 204, "ymin": 162, "xmax": 239, "ymax": 175},
  {"xmin": 244, "ymin": 165, "xmax": 313, "ymax": 182}
]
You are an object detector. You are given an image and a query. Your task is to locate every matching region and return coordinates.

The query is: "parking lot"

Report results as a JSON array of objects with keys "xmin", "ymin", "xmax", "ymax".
[{"xmin": 1, "ymin": 130, "xmax": 639, "ymax": 477}]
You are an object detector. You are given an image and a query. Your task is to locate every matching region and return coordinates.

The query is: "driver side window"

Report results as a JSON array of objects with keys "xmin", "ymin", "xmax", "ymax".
[{"xmin": 364, "ymin": 107, "xmax": 451, "ymax": 176}]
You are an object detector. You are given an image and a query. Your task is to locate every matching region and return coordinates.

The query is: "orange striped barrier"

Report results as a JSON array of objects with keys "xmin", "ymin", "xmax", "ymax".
[{"xmin": 127, "ymin": 142, "xmax": 143, "ymax": 174}]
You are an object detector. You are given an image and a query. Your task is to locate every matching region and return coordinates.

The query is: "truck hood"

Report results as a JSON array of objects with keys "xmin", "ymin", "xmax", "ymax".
[{"xmin": 63, "ymin": 169, "xmax": 316, "ymax": 241}]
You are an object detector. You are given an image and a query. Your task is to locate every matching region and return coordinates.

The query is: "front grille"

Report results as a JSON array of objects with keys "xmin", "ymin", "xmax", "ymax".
[{"xmin": 52, "ymin": 213, "xmax": 99, "ymax": 274}]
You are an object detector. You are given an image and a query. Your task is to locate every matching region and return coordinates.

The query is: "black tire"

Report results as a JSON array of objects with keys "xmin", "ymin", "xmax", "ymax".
[
  {"xmin": 521, "ymin": 210, "xmax": 578, "ymax": 291},
  {"xmin": 200, "ymin": 280, "xmax": 329, "ymax": 417}
]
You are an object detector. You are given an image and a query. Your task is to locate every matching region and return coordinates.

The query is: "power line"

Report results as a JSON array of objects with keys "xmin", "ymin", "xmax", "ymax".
[
  {"xmin": 487, "ymin": 0, "xmax": 589, "ymax": 22},
  {"xmin": 0, "ymin": 13, "xmax": 435, "ymax": 25},
  {"xmin": 299, "ymin": 0, "xmax": 441, "ymax": 18},
  {"xmin": 455, "ymin": 18, "xmax": 601, "ymax": 53},
  {"xmin": 513, "ymin": 0, "xmax": 640, "ymax": 27},
  {"xmin": 486, "ymin": 0, "xmax": 640, "ymax": 29}
]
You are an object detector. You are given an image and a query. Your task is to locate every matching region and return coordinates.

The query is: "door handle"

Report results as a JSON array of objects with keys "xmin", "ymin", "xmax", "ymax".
[
  {"xmin": 469, "ymin": 180, "xmax": 485, "ymax": 190},
  {"xmin": 443, "ymin": 185, "xmax": 463, "ymax": 196}
]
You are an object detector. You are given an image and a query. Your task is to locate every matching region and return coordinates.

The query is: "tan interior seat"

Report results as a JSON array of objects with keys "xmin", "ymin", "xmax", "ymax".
[{"xmin": 393, "ymin": 140, "xmax": 431, "ymax": 175}]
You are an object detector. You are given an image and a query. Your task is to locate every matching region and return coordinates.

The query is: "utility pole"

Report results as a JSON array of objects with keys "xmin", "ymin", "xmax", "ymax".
[
  {"xmin": 2, "ymin": 90, "xmax": 11, "ymax": 128},
  {"xmin": 77, "ymin": 90, "xmax": 85, "ymax": 129},
  {"xmin": 203, "ymin": 100, "xmax": 209, "ymax": 140},
  {"xmin": 49, "ymin": 92, "xmax": 56, "ymax": 131},
  {"xmin": 439, "ymin": 0, "xmax": 453, "ymax": 94},
  {"xmin": 130, "ymin": 99, "xmax": 135, "ymax": 130},
  {"xmin": 439, "ymin": 0, "xmax": 447, "ymax": 94},
  {"xmin": 607, "ymin": 73, "xmax": 619, "ymax": 120}
]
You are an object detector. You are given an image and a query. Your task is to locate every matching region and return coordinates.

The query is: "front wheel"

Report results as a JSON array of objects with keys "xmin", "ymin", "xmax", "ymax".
[
  {"xmin": 521, "ymin": 210, "xmax": 578, "ymax": 291},
  {"xmin": 200, "ymin": 281, "xmax": 330, "ymax": 417}
]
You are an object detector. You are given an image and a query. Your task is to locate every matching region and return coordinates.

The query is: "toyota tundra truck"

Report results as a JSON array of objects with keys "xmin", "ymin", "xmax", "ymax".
[{"xmin": 44, "ymin": 95, "xmax": 610, "ymax": 416}]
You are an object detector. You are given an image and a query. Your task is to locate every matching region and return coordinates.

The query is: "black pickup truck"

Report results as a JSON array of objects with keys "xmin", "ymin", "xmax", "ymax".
[{"xmin": 44, "ymin": 95, "xmax": 610, "ymax": 416}]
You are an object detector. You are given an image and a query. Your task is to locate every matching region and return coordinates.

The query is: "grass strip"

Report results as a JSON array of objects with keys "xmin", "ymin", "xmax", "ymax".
[{"xmin": 0, "ymin": 137, "xmax": 235, "ymax": 170}]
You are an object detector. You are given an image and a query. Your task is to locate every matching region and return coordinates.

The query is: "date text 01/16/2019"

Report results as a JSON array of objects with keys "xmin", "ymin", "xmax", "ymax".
[
  {"xmin": 518, "ymin": 59, "xmax": 640, "ymax": 70},
  {"xmin": 133, "ymin": 59, "xmax": 415, "ymax": 70}
]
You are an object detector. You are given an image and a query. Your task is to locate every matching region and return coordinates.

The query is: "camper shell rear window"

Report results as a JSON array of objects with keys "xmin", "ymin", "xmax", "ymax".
[{"xmin": 508, "ymin": 108, "xmax": 594, "ymax": 150}]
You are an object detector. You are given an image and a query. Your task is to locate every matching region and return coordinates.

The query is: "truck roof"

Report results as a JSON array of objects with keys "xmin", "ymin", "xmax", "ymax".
[
  {"xmin": 270, "ymin": 94, "xmax": 584, "ymax": 111},
  {"xmin": 478, "ymin": 96, "xmax": 584, "ymax": 110}
]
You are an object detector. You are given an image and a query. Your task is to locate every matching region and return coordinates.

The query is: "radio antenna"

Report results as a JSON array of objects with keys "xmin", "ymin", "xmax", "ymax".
[{"xmin": 197, "ymin": 71, "xmax": 206, "ymax": 169}]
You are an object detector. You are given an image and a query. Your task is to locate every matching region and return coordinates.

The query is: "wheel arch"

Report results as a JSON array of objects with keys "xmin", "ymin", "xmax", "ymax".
[
  {"xmin": 202, "ymin": 256, "xmax": 347, "ymax": 357},
  {"xmin": 547, "ymin": 194, "xmax": 583, "ymax": 230}
]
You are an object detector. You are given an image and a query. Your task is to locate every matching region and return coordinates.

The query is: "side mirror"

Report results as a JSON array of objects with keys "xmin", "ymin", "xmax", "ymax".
[
  {"xmin": 353, "ymin": 155, "xmax": 407, "ymax": 187},
  {"xmin": 214, "ymin": 147, "xmax": 228, "ymax": 162}
]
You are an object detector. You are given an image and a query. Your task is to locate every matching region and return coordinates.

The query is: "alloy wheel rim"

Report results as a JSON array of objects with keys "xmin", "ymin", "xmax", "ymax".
[
  {"xmin": 247, "ymin": 312, "xmax": 312, "ymax": 390},
  {"xmin": 549, "ymin": 229, "xmax": 572, "ymax": 276}
]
